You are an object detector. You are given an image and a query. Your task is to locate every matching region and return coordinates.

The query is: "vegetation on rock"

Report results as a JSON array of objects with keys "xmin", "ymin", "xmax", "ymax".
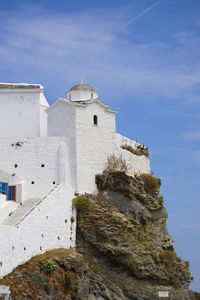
[
  {"xmin": 39, "ymin": 260, "xmax": 55, "ymax": 276},
  {"xmin": 105, "ymin": 154, "xmax": 128, "ymax": 173},
  {"xmin": 139, "ymin": 173, "xmax": 160, "ymax": 194},
  {"xmin": 72, "ymin": 195, "xmax": 91, "ymax": 212},
  {"xmin": 121, "ymin": 144, "xmax": 149, "ymax": 157}
]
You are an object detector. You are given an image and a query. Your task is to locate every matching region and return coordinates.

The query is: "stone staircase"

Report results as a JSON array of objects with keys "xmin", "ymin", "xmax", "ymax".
[
  {"xmin": 0, "ymin": 199, "xmax": 19, "ymax": 224},
  {"xmin": 2, "ymin": 185, "xmax": 59, "ymax": 226},
  {"xmin": 2, "ymin": 198, "xmax": 40, "ymax": 226}
]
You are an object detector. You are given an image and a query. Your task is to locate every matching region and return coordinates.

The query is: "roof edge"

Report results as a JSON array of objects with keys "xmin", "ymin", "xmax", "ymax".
[{"xmin": 0, "ymin": 83, "xmax": 43, "ymax": 90}]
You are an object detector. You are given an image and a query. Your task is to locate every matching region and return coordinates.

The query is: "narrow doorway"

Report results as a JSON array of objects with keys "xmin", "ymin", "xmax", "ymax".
[{"xmin": 8, "ymin": 186, "xmax": 16, "ymax": 201}]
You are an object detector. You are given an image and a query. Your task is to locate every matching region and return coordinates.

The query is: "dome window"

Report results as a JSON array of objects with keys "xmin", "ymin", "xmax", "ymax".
[{"xmin": 93, "ymin": 115, "xmax": 98, "ymax": 125}]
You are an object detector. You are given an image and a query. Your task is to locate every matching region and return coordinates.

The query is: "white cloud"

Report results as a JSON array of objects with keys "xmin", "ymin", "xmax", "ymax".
[
  {"xmin": 183, "ymin": 131, "xmax": 200, "ymax": 141},
  {"xmin": 0, "ymin": 4, "xmax": 200, "ymax": 103}
]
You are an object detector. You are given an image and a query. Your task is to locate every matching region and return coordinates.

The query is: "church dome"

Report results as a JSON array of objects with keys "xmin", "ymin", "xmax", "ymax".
[
  {"xmin": 66, "ymin": 79, "xmax": 98, "ymax": 102},
  {"xmin": 69, "ymin": 83, "xmax": 96, "ymax": 92}
]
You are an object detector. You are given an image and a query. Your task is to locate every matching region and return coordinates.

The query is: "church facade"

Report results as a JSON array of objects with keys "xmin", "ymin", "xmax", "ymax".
[{"xmin": 0, "ymin": 81, "xmax": 150, "ymax": 278}]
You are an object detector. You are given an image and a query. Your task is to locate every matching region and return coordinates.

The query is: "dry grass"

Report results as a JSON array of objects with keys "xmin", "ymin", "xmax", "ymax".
[
  {"xmin": 139, "ymin": 173, "xmax": 160, "ymax": 194},
  {"xmin": 105, "ymin": 154, "xmax": 128, "ymax": 173},
  {"xmin": 159, "ymin": 250, "xmax": 177, "ymax": 263}
]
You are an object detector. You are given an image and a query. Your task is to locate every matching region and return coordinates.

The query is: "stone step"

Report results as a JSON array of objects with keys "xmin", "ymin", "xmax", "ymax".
[
  {"xmin": 2, "ymin": 198, "xmax": 40, "ymax": 226},
  {"xmin": 0, "ymin": 200, "xmax": 19, "ymax": 224}
]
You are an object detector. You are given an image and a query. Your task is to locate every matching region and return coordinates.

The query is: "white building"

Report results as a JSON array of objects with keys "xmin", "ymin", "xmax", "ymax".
[{"xmin": 0, "ymin": 80, "xmax": 150, "ymax": 278}]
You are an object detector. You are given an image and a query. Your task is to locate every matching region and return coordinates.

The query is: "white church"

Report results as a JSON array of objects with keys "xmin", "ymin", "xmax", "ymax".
[{"xmin": 0, "ymin": 80, "xmax": 150, "ymax": 278}]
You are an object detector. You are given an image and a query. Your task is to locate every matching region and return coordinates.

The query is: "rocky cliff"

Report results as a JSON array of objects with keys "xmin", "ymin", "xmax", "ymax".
[{"xmin": 0, "ymin": 171, "xmax": 199, "ymax": 300}]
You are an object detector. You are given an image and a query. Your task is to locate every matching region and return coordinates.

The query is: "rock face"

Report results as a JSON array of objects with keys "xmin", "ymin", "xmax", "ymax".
[
  {"xmin": 76, "ymin": 172, "xmax": 195, "ymax": 299},
  {"xmin": 0, "ymin": 171, "xmax": 199, "ymax": 300}
]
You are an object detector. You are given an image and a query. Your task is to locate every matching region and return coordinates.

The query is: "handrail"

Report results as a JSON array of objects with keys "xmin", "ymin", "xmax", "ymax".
[{"xmin": 14, "ymin": 184, "xmax": 59, "ymax": 226}]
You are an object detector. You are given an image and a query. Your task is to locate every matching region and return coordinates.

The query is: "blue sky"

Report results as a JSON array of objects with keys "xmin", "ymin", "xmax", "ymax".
[{"xmin": 0, "ymin": 0, "xmax": 200, "ymax": 291}]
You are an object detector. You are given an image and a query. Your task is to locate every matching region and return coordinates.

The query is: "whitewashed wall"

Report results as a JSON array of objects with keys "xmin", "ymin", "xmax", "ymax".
[
  {"xmin": 116, "ymin": 146, "xmax": 150, "ymax": 176},
  {"xmin": 75, "ymin": 102, "xmax": 150, "ymax": 193},
  {"xmin": 47, "ymin": 100, "xmax": 77, "ymax": 189},
  {"xmin": 115, "ymin": 133, "xmax": 150, "ymax": 175},
  {"xmin": 0, "ymin": 201, "xmax": 19, "ymax": 223},
  {"xmin": 116, "ymin": 133, "xmax": 139, "ymax": 149},
  {"xmin": 66, "ymin": 89, "xmax": 98, "ymax": 101},
  {"xmin": 0, "ymin": 89, "xmax": 41, "ymax": 137},
  {"xmin": 75, "ymin": 101, "xmax": 117, "ymax": 193},
  {"xmin": 0, "ymin": 184, "xmax": 76, "ymax": 278},
  {"xmin": 47, "ymin": 100, "xmax": 150, "ymax": 194},
  {"xmin": 0, "ymin": 137, "xmax": 70, "ymax": 199},
  {"xmin": 40, "ymin": 105, "xmax": 48, "ymax": 136}
]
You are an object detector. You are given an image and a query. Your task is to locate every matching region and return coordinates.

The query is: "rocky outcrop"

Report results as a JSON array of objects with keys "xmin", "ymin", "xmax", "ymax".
[
  {"xmin": 76, "ymin": 171, "xmax": 195, "ymax": 299},
  {"xmin": 0, "ymin": 171, "xmax": 199, "ymax": 300},
  {"xmin": 0, "ymin": 248, "xmax": 114, "ymax": 300}
]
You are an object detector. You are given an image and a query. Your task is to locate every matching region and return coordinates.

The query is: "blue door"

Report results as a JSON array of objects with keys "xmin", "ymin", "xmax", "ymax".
[
  {"xmin": 8, "ymin": 186, "xmax": 12, "ymax": 201},
  {"xmin": 0, "ymin": 181, "xmax": 6, "ymax": 195}
]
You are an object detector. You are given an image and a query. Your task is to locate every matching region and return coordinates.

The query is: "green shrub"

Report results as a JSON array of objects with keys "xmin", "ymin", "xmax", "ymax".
[
  {"xmin": 139, "ymin": 173, "xmax": 160, "ymax": 194},
  {"xmin": 121, "ymin": 144, "xmax": 149, "ymax": 157},
  {"xmin": 72, "ymin": 195, "xmax": 91, "ymax": 211},
  {"xmin": 43, "ymin": 283, "xmax": 49, "ymax": 292},
  {"xmin": 39, "ymin": 260, "xmax": 55, "ymax": 276},
  {"xmin": 105, "ymin": 154, "xmax": 128, "ymax": 173}
]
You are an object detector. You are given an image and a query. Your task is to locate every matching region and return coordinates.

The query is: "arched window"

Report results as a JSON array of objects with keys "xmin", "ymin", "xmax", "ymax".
[
  {"xmin": 93, "ymin": 115, "xmax": 98, "ymax": 125},
  {"xmin": 91, "ymin": 93, "xmax": 93, "ymax": 99},
  {"xmin": 69, "ymin": 94, "xmax": 71, "ymax": 100}
]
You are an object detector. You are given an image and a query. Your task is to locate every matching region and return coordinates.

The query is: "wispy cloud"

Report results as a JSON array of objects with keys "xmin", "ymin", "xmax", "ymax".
[
  {"xmin": 124, "ymin": 0, "xmax": 164, "ymax": 27},
  {"xmin": 179, "ymin": 113, "xmax": 200, "ymax": 119},
  {"xmin": 183, "ymin": 131, "xmax": 200, "ymax": 141},
  {"xmin": 0, "ymin": 3, "xmax": 199, "ymax": 104}
]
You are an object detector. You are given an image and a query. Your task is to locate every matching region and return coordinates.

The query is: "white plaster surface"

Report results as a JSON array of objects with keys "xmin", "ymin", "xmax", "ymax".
[
  {"xmin": 0, "ymin": 184, "xmax": 75, "ymax": 278},
  {"xmin": 47, "ymin": 99, "xmax": 150, "ymax": 194},
  {"xmin": 48, "ymin": 100, "xmax": 77, "ymax": 189},
  {"xmin": 40, "ymin": 105, "xmax": 48, "ymax": 136},
  {"xmin": 0, "ymin": 201, "xmax": 19, "ymax": 223},
  {"xmin": 0, "ymin": 87, "xmax": 48, "ymax": 137},
  {"xmin": 75, "ymin": 101, "xmax": 150, "ymax": 192},
  {"xmin": 0, "ymin": 195, "xmax": 6, "ymax": 203},
  {"xmin": 116, "ymin": 132, "xmax": 139, "ymax": 149},
  {"xmin": 0, "ymin": 137, "xmax": 71, "ymax": 199},
  {"xmin": 75, "ymin": 101, "xmax": 116, "ymax": 193},
  {"xmin": 66, "ymin": 89, "xmax": 98, "ymax": 101}
]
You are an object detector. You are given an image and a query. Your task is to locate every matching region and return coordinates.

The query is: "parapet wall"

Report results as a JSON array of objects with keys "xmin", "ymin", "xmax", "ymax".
[
  {"xmin": 0, "ymin": 184, "xmax": 76, "ymax": 278},
  {"xmin": 116, "ymin": 133, "xmax": 150, "ymax": 176}
]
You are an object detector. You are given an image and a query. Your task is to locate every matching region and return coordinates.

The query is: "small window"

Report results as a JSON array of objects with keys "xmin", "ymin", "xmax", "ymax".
[
  {"xmin": 53, "ymin": 181, "xmax": 55, "ymax": 184},
  {"xmin": 93, "ymin": 115, "xmax": 98, "ymax": 125},
  {"xmin": 31, "ymin": 181, "xmax": 34, "ymax": 184},
  {"xmin": 91, "ymin": 93, "xmax": 93, "ymax": 99},
  {"xmin": 41, "ymin": 164, "xmax": 45, "ymax": 167}
]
